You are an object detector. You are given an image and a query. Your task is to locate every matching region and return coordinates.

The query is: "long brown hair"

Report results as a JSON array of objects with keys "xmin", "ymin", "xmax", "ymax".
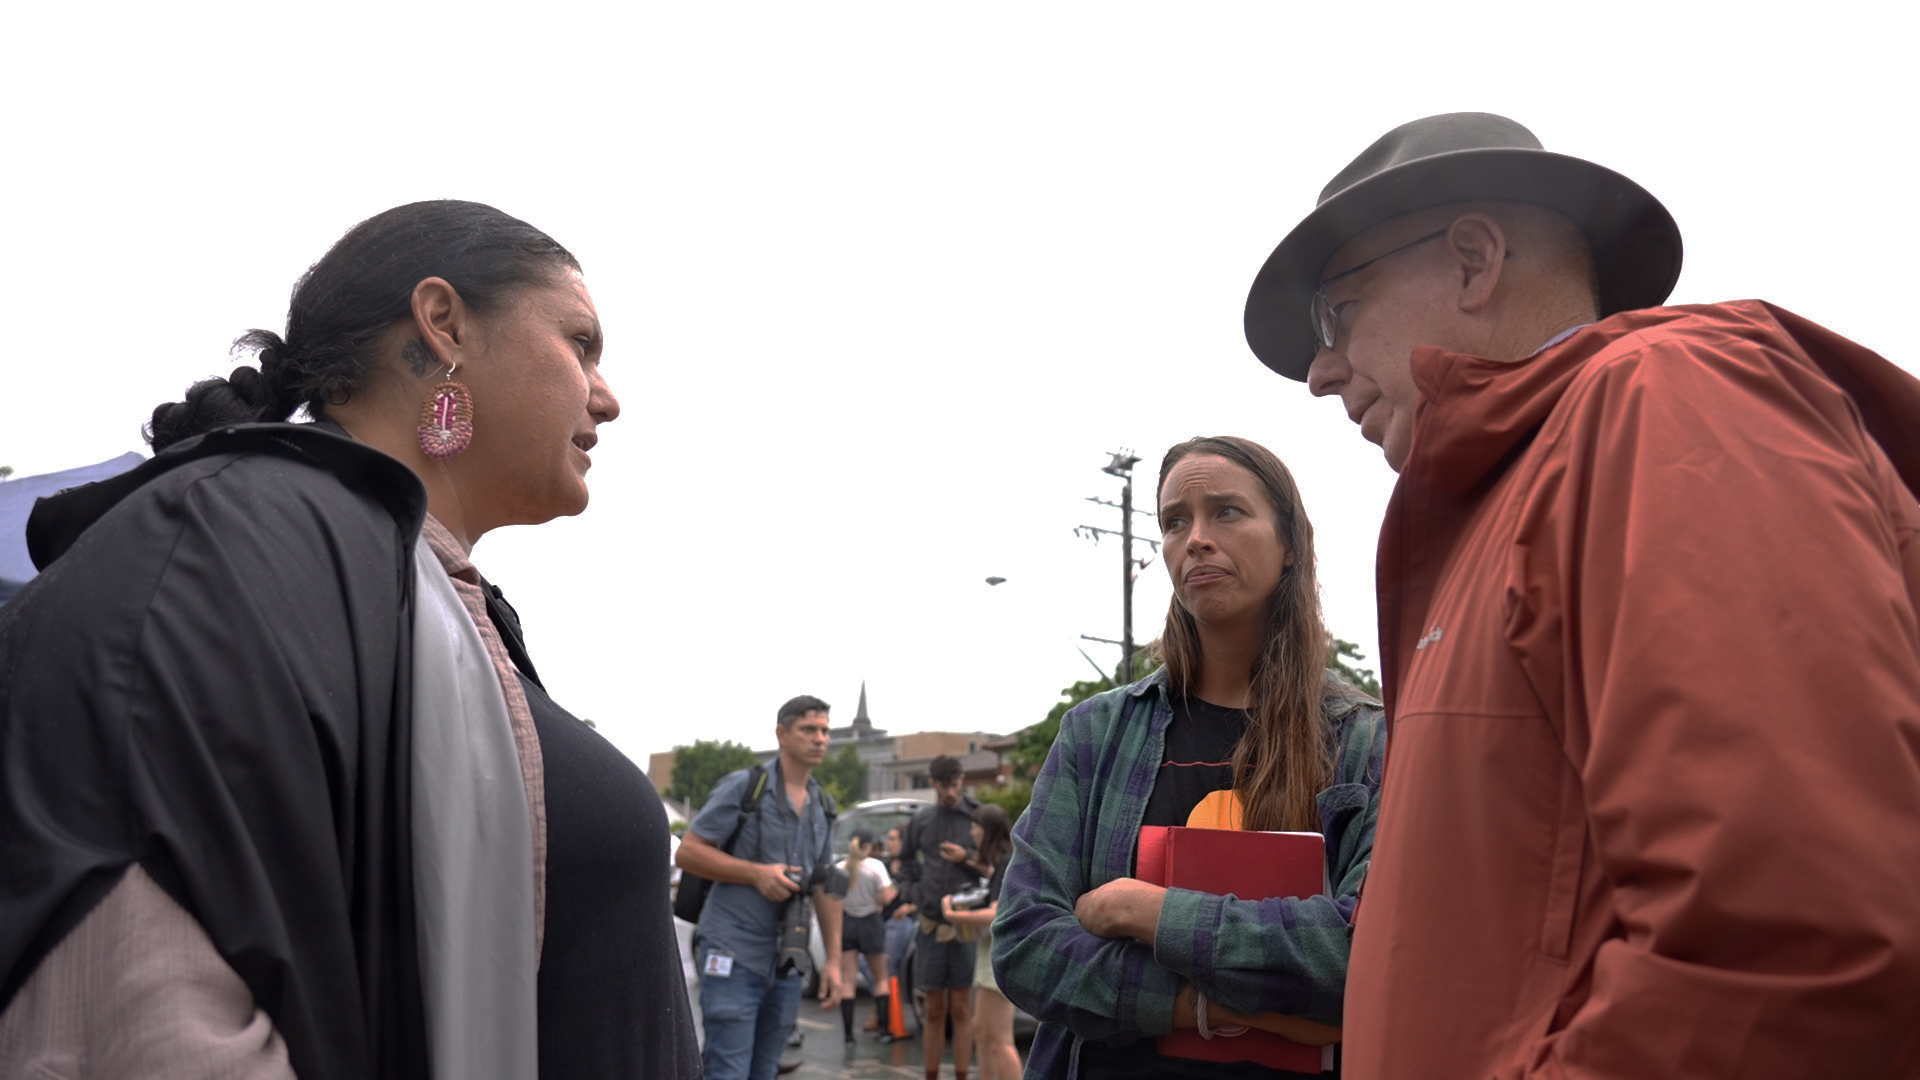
[
  {"xmin": 1155, "ymin": 436, "xmax": 1330, "ymax": 834},
  {"xmin": 972, "ymin": 803, "xmax": 1013, "ymax": 866}
]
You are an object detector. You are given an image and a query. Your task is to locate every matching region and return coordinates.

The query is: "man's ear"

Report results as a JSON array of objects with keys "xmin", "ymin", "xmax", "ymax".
[
  {"xmin": 408, "ymin": 277, "xmax": 469, "ymax": 377},
  {"xmin": 1445, "ymin": 215, "xmax": 1507, "ymax": 315}
]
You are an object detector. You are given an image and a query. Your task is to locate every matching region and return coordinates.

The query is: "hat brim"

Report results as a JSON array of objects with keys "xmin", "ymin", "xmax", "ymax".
[{"xmin": 1244, "ymin": 147, "xmax": 1682, "ymax": 380}]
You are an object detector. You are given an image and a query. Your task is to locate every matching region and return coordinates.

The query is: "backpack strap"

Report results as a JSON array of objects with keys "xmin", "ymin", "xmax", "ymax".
[{"xmin": 717, "ymin": 764, "xmax": 769, "ymax": 857}]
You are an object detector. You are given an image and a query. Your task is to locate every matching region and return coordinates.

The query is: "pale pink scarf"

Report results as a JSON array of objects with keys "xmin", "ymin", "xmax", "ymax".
[{"xmin": 419, "ymin": 515, "xmax": 546, "ymax": 957}]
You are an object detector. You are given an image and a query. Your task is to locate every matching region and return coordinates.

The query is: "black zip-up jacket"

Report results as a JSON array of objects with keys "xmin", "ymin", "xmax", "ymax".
[{"xmin": 898, "ymin": 792, "xmax": 982, "ymax": 923}]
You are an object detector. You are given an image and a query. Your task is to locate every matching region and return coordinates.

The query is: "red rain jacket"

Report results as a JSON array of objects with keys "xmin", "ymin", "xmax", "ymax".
[{"xmin": 1345, "ymin": 301, "xmax": 1920, "ymax": 1079}]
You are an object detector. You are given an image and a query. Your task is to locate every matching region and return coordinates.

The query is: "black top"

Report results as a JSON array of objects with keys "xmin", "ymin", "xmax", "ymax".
[
  {"xmin": 1079, "ymin": 695, "xmax": 1329, "ymax": 1080},
  {"xmin": 1140, "ymin": 695, "xmax": 1249, "ymax": 829},
  {"xmin": 518, "ymin": 674, "xmax": 701, "ymax": 1079},
  {"xmin": 899, "ymin": 794, "xmax": 982, "ymax": 921},
  {"xmin": 984, "ymin": 852, "xmax": 1012, "ymax": 908},
  {"xmin": 882, "ymin": 858, "xmax": 910, "ymax": 920}
]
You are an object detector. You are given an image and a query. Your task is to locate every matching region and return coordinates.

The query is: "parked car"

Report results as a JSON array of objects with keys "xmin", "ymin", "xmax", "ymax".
[{"xmin": 832, "ymin": 796, "xmax": 930, "ymax": 855}]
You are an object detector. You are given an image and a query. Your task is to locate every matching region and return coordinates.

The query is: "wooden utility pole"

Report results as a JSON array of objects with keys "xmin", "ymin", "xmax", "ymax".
[{"xmin": 1075, "ymin": 451, "xmax": 1158, "ymax": 683}]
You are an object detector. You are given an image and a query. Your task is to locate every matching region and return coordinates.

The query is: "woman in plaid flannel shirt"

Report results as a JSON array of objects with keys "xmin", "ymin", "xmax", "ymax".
[{"xmin": 992, "ymin": 437, "xmax": 1384, "ymax": 1079}]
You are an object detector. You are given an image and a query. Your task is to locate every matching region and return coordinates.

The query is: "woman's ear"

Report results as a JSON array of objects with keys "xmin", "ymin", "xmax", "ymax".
[
  {"xmin": 1445, "ymin": 215, "xmax": 1508, "ymax": 315},
  {"xmin": 407, "ymin": 277, "xmax": 469, "ymax": 378}
]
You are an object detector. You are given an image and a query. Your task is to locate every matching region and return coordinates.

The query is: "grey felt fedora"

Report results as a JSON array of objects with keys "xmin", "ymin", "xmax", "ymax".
[{"xmin": 1244, "ymin": 112, "xmax": 1682, "ymax": 380}]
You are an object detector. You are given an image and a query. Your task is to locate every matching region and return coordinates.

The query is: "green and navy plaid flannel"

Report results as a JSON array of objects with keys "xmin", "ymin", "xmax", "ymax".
[{"xmin": 991, "ymin": 668, "xmax": 1385, "ymax": 1077}]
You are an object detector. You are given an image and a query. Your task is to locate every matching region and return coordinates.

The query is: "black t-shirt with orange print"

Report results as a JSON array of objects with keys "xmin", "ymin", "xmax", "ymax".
[{"xmin": 1140, "ymin": 695, "xmax": 1249, "ymax": 830}]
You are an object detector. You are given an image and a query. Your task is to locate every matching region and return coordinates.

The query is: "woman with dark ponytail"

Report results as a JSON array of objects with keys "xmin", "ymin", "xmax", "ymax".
[
  {"xmin": 939, "ymin": 803, "xmax": 1020, "ymax": 1080},
  {"xmin": 993, "ymin": 436, "xmax": 1386, "ymax": 1079},
  {"xmin": 0, "ymin": 201, "xmax": 700, "ymax": 1079}
]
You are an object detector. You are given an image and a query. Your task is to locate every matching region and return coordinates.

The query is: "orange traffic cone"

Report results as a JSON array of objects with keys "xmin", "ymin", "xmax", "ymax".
[{"xmin": 887, "ymin": 976, "xmax": 908, "ymax": 1038}]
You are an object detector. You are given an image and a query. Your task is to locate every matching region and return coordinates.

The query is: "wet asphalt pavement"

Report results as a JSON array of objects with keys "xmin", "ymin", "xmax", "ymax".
[
  {"xmin": 781, "ymin": 989, "xmax": 959, "ymax": 1079},
  {"xmin": 783, "ymin": 988, "xmax": 1029, "ymax": 1079}
]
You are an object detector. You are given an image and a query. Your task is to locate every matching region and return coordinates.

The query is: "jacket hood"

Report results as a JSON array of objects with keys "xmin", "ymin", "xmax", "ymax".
[
  {"xmin": 28, "ymin": 422, "xmax": 426, "ymax": 572},
  {"xmin": 1406, "ymin": 301, "xmax": 1920, "ymax": 499}
]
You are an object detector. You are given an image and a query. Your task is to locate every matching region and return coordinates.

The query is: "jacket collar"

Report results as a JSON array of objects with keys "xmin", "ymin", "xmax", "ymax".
[
  {"xmin": 933, "ymin": 789, "xmax": 981, "ymax": 815},
  {"xmin": 1126, "ymin": 665, "xmax": 1171, "ymax": 699},
  {"xmin": 767, "ymin": 757, "xmax": 824, "ymax": 817},
  {"xmin": 1127, "ymin": 664, "xmax": 1372, "ymax": 719},
  {"xmin": 27, "ymin": 421, "xmax": 425, "ymax": 572},
  {"xmin": 1405, "ymin": 323, "xmax": 1603, "ymax": 495},
  {"xmin": 1404, "ymin": 300, "xmax": 1920, "ymax": 497},
  {"xmin": 1381, "ymin": 299, "xmax": 1920, "ymax": 716}
]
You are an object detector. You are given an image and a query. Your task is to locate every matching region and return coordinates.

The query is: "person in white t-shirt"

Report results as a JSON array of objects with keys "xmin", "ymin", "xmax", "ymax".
[{"xmin": 837, "ymin": 829, "xmax": 897, "ymax": 1044}]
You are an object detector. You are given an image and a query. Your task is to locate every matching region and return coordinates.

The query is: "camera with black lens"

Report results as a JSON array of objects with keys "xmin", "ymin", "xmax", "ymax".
[
  {"xmin": 947, "ymin": 882, "xmax": 991, "ymax": 911},
  {"xmin": 774, "ymin": 867, "xmax": 815, "ymax": 978}
]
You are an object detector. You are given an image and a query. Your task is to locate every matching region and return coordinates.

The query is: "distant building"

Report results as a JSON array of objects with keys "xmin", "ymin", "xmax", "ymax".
[
  {"xmin": 871, "ymin": 731, "xmax": 999, "ymax": 799},
  {"xmin": 648, "ymin": 749, "xmax": 678, "ymax": 799},
  {"xmin": 646, "ymin": 682, "xmax": 1013, "ymax": 806}
]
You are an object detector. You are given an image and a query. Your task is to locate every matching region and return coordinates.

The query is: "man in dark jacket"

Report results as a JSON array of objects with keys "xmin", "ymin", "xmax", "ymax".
[{"xmin": 897, "ymin": 755, "xmax": 980, "ymax": 1080}]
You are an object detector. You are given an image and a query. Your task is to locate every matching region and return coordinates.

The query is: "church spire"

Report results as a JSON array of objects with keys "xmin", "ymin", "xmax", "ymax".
[{"xmin": 853, "ymin": 681, "xmax": 871, "ymax": 730}]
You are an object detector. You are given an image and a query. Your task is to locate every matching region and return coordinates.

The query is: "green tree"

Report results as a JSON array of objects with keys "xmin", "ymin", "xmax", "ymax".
[
  {"xmin": 814, "ymin": 743, "xmax": 865, "ymax": 809},
  {"xmin": 1327, "ymin": 636, "xmax": 1382, "ymax": 698},
  {"xmin": 975, "ymin": 779, "xmax": 1033, "ymax": 819},
  {"xmin": 1010, "ymin": 649, "xmax": 1163, "ymax": 779},
  {"xmin": 991, "ymin": 653, "xmax": 1162, "ymax": 821},
  {"xmin": 667, "ymin": 739, "xmax": 760, "ymax": 811}
]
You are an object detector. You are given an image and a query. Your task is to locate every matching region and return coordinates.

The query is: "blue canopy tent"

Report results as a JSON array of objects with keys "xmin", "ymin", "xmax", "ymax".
[{"xmin": 0, "ymin": 452, "xmax": 145, "ymax": 606}]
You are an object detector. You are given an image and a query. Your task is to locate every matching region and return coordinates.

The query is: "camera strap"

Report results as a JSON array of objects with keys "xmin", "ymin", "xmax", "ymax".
[{"xmin": 724, "ymin": 765, "xmax": 771, "ymax": 859}]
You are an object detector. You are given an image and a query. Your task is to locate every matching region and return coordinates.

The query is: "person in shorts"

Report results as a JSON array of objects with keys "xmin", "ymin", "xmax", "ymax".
[
  {"xmin": 898, "ymin": 755, "xmax": 982, "ymax": 1080},
  {"xmin": 838, "ymin": 829, "xmax": 896, "ymax": 1044},
  {"xmin": 939, "ymin": 804, "xmax": 1018, "ymax": 1080}
]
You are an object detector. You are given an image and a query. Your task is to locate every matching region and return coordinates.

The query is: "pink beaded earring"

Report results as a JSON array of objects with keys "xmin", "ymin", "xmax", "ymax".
[{"xmin": 417, "ymin": 364, "xmax": 475, "ymax": 459}]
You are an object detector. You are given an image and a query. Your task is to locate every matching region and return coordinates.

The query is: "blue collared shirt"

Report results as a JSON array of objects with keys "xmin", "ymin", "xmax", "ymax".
[{"xmin": 689, "ymin": 760, "xmax": 837, "ymax": 980}]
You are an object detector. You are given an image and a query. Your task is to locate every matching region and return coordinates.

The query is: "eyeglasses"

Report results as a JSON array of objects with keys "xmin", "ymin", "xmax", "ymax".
[{"xmin": 1309, "ymin": 228, "xmax": 1449, "ymax": 350}]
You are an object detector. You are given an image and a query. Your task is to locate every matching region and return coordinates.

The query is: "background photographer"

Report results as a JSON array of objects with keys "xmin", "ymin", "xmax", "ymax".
[{"xmin": 677, "ymin": 696, "xmax": 846, "ymax": 1080}]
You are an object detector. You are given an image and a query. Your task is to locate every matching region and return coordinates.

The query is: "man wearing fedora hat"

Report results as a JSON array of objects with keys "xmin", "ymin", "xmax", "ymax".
[{"xmin": 1246, "ymin": 113, "xmax": 1920, "ymax": 1077}]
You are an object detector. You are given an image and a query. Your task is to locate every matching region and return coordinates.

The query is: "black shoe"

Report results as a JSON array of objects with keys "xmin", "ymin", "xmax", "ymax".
[
  {"xmin": 787, "ymin": 1029, "xmax": 805, "ymax": 1049},
  {"xmin": 875, "ymin": 1031, "xmax": 896, "ymax": 1044},
  {"xmin": 777, "ymin": 1058, "xmax": 801, "ymax": 1075}
]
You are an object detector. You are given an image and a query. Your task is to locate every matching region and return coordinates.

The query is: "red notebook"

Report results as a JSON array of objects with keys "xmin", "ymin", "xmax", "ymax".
[{"xmin": 1136, "ymin": 825, "xmax": 1334, "ymax": 1074}]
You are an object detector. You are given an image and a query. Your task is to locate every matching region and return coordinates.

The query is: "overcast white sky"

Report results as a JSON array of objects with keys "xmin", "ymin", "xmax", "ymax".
[{"xmin": 3, "ymin": 3, "xmax": 1913, "ymax": 766}]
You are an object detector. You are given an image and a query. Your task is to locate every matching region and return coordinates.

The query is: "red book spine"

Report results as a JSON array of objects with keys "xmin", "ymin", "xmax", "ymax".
[{"xmin": 1135, "ymin": 825, "xmax": 1172, "ymax": 886}]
